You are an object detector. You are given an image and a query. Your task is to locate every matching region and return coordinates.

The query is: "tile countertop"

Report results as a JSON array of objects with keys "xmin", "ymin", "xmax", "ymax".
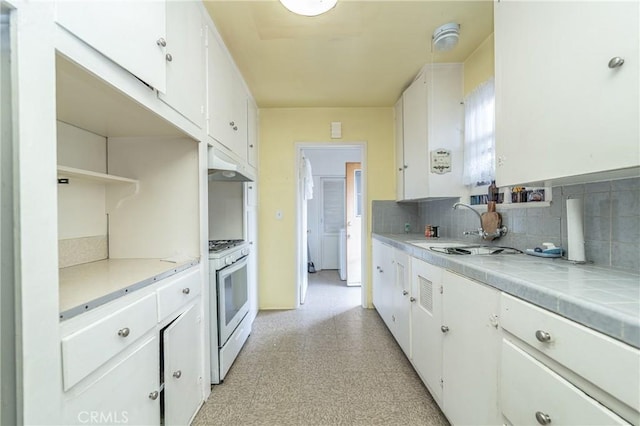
[
  {"xmin": 59, "ymin": 258, "xmax": 200, "ymax": 321},
  {"xmin": 374, "ymin": 233, "xmax": 640, "ymax": 349}
]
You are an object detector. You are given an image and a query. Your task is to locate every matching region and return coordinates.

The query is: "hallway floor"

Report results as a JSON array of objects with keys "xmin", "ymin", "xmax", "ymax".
[{"xmin": 193, "ymin": 270, "xmax": 449, "ymax": 425}]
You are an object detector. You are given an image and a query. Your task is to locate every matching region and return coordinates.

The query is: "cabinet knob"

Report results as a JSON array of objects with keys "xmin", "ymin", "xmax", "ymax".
[
  {"xmin": 249, "ymin": 144, "xmax": 254, "ymax": 148},
  {"xmin": 608, "ymin": 56, "xmax": 625, "ymax": 69},
  {"xmin": 441, "ymin": 325, "xmax": 450, "ymax": 333},
  {"xmin": 402, "ymin": 290, "xmax": 408, "ymax": 296},
  {"xmin": 403, "ymin": 164, "xmax": 408, "ymax": 169},
  {"xmin": 378, "ymin": 269, "xmax": 383, "ymax": 273},
  {"xmin": 398, "ymin": 167, "xmax": 403, "ymax": 172},
  {"xmin": 535, "ymin": 330, "xmax": 551, "ymax": 343},
  {"xmin": 156, "ymin": 37, "xmax": 166, "ymax": 47},
  {"xmin": 182, "ymin": 288, "xmax": 190, "ymax": 295},
  {"xmin": 165, "ymin": 53, "xmax": 173, "ymax": 62},
  {"xmin": 229, "ymin": 121, "xmax": 235, "ymax": 126},
  {"xmin": 233, "ymin": 126, "xmax": 238, "ymax": 131},
  {"xmin": 535, "ymin": 411, "xmax": 551, "ymax": 425},
  {"xmin": 173, "ymin": 370, "xmax": 182, "ymax": 379},
  {"xmin": 117, "ymin": 327, "xmax": 130, "ymax": 338},
  {"xmin": 148, "ymin": 391, "xmax": 159, "ymax": 400},
  {"xmin": 410, "ymin": 297, "xmax": 416, "ymax": 302}
]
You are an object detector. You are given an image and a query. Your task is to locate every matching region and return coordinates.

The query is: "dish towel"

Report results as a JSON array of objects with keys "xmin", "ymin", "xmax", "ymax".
[{"xmin": 303, "ymin": 157, "xmax": 314, "ymax": 200}]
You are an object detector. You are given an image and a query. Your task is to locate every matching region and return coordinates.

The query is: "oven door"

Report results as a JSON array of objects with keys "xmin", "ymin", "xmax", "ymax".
[{"xmin": 217, "ymin": 256, "xmax": 249, "ymax": 346}]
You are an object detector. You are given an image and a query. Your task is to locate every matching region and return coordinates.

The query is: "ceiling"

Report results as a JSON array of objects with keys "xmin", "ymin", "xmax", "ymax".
[{"xmin": 203, "ymin": 0, "xmax": 494, "ymax": 108}]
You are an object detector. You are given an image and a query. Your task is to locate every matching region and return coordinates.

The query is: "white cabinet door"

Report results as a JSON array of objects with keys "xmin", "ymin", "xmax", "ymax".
[
  {"xmin": 62, "ymin": 336, "xmax": 160, "ymax": 425},
  {"xmin": 163, "ymin": 303, "xmax": 202, "ymax": 426},
  {"xmin": 402, "ymin": 72, "xmax": 429, "ymax": 200},
  {"xmin": 372, "ymin": 240, "xmax": 394, "ymax": 330},
  {"xmin": 55, "ymin": 0, "xmax": 167, "ymax": 93},
  {"xmin": 206, "ymin": 27, "xmax": 234, "ymax": 148},
  {"xmin": 159, "ymin": 0, "xmax": 205, "ymax": 127},
  {"xmin": 410, "ymin": 257, "xmax": 443, "ymax": 403},
  {"xmin": 441, "ymin": 271, "xmax": 500, "ymax": 425},
  {"xmin": 247, "ymin": 99, "xmax": 258, "ymax": 169},
  {"xmin": 394, "ymin": 97, "xmax": 404, "ymax": 201},
  {"xmin": 393, "ymin": 249, "xmax": 411, "ymax": 357},
  {"xmin": 495, "ymin": 1, "xmax": 639, "ymax": 186},
  {"xmin": 206, "ymin": 26, "xmax": 248, "ymax": 161}
]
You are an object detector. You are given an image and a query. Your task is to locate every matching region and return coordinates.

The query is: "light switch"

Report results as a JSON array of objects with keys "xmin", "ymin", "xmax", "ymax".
[{"xmin": 331, "ymin": 122, "xmax": 342, "ymax": 139}]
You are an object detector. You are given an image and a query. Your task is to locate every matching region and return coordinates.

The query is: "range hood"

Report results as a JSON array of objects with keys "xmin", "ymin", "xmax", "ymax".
[{"xmin": 208, "ymin": 148, "xmax": 253, "ymax": 182}]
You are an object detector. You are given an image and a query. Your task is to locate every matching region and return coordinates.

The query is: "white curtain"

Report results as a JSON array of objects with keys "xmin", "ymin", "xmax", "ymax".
[{"xmin": 463, "ymin": 78, "xmax": 495, "ymax": 186}]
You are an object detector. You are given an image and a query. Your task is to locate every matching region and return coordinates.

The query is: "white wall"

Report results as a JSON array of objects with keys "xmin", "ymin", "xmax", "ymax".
[
  {"xmin": 207, "ymin": 180, "xmax": 244, "ymax": 240},
  {"xmin": 303, "ymin": 147, "xmax": 361, "ymax": 271}
]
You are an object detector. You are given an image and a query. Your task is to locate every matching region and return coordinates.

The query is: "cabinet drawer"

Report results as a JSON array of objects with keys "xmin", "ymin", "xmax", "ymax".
[
  {"xmin": 501, "ymin": 340, "xmax": 629, "ymax": 425},
  {"xmin": 157, "ymin": 267, "xmax": 200, "ymax": 321},
  {"xmin": 61, "ymin": 293, "xmax": 157, "ymax": 390},
  {"xmin": 500, "ymin": 293, "xmax": 640, "ymax": 412}
]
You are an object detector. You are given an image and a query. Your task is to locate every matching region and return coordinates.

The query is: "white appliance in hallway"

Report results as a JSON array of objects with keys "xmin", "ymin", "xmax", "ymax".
[{"xmin": 209, "ymin": 239, "xmax": 251, "ymax": 383}]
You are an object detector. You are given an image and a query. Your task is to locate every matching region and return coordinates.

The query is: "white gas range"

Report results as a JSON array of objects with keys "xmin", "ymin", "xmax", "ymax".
[{"xmin": 208, "ymin": 239, "xmax": 251, "ymax": 384}]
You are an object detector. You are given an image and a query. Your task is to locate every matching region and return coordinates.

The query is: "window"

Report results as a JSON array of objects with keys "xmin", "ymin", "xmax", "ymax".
[
  {"xmin": 354, "ymin": 169, "xmax": 362, "ymax": 217},
  {"xmin": 463, "ymin": 78, "xmax": 495, "ymax": 186}
]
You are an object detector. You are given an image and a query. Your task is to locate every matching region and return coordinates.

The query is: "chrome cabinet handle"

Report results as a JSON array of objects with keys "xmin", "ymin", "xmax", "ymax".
[
  {"xmin": 182, "ymin": 288, "xmax": 190, "ymax": 295},
  {"xmin": 535, "ymin": 330, "xmax": 551, "ymax": 343},
  {"xmin": 535, "ymin": 411, "xmax": 551, "ymax": 425},
  {"xmin": 165, "ymin": 53, "xmax": 173, "ymax": 62},
  {"xmin": 117, "ymin": 327, "xmax": 130, "ymax": 338},
  {"xmin": 173, "ymin": 370, "xmax": 182, "ymax": 379},
  {"xmin": 156, "ymin": 37, "xmax": 166, "ymax": 47},
  {"xmin": 441, "ymin": 325, "xmax": 450, "ymax": 333},
  {"xmin": 409, "ymin": 297, "xmax": 416, "ymax": 302},
  {"xmin": 149, "ymin": 391, "xmax": 159, "ymax": 400},
  {"xmin": 402, "ymin": 290, "xmax": 408, "ymax": 296},
  {"xmin": 608, "ymin": 57, "xmax": 624, "ymax": 69}
]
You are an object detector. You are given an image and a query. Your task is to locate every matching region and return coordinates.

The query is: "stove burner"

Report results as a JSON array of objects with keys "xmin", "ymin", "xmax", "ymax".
[{"xmin": 209, "ymin": 239, "xmax": 245, "ymax": 252}]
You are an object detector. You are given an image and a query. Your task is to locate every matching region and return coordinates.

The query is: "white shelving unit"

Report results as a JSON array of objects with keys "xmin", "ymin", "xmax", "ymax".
[{"xmin": 57, "ymin": 165, "xmax": 138, "ymax": 185}]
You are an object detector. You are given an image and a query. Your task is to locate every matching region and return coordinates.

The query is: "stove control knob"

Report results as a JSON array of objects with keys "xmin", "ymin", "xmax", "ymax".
[
  {"xmin": 225, "ymin": 257, "xmax": 233, "ymax": 265},
  {"xmin": 242, "ymin": 248, "xmax": 249, "ymax": 256}
]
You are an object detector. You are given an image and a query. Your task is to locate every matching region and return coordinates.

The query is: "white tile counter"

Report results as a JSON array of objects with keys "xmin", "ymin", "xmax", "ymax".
[
  {"xmin": 374, "ymin": 233, "xmax": 640, "ymax": 349},
  {"xmin": 59, "ymin": 258, "xmax": 200, "ymax": 320}
]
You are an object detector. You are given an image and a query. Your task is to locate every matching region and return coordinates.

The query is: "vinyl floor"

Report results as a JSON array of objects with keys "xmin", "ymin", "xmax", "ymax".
[{"xmin": 192, "ymin": 270, "xmax": 449, "ymax": 425}]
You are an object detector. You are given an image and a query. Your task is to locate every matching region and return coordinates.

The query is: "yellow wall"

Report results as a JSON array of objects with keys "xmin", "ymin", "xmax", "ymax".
[
  {"xmin": 257, "ymin": 107, "xmax": 395, "ymax": 309},
  {"xmin": 463, "ymin": 33, "xmax": 495, "ymax": 96}
]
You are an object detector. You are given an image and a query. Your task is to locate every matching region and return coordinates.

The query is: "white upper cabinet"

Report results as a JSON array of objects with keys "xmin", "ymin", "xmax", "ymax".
[
  {"xmin": 55, "ymin": 0, "xmax": 167, "ymax": 93},
  {"xmin": 394, "ymin": 98, "xmax": 404, "ymax": 201},
  {"xmin": 206, "ymin": 27, "xmax": 248, "ymax": 161},
  {"xmin": 495, "ymin": 0, "xmax": 640, "ymax": 186},
  {"xmin": 159, "ymin": 0, "xmax": 205, "ymax": 128},
  {"xmin": 398, "ymin": 64, "xmax": 465, "ymax": 201},
  {"xmin": 247, "ymin": 98, "xmax": 258, "ymax": 169}
]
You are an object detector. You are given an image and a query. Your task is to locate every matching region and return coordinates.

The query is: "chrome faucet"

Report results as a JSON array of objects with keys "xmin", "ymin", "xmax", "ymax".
[{"xmin": 452, "ymin": 202, "xmax": 508, "ymax": 240}]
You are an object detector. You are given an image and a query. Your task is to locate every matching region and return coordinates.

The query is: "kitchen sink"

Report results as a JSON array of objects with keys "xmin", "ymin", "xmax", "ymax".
[{"xmin": 411, "ymin": 242, "xmax": 522, "ymax": 255}]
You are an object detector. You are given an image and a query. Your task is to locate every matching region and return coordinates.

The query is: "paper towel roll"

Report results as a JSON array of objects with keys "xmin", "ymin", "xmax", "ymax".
[{"xmin": 566, "ymin": 198, "xmax": 586, "ymax": 262}]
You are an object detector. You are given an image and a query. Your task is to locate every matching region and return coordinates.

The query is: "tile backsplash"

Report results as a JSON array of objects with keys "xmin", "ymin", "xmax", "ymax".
[{"xmin": 372, "ymin": 177, "xmax": 640, "ymax": 273}]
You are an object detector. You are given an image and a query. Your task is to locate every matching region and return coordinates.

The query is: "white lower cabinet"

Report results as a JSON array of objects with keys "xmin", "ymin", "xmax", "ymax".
[
  {"xmin": 409, "ymin": 257, "xmax": 444, "ymax": 403},
  {"xmin": 162, "ymin": 303, "xmax": 202, "ymax": 426},
  {"xmin": 392, "ymin": 249, "xmax": 411, "ymax": 357},
  {"xmin": 441, "ymin": 271, "xmax": 500, "ymax": 425},
  {"xmin": 501, "ymin": 340, "xmax": 629, "ymax": 426},
  {"xmin": 62, "ymin": 336, "xmax": 160, "ymax": 425},
  {"xmin": 372, "ymin": 240, "xmax": 394, "ymax": 330}
]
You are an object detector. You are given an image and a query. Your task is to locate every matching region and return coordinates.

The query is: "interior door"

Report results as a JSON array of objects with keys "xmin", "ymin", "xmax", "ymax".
[
  {"xmin": 320, "ymin": 178, "xmax": 344, "ymax": 270},
  {"xmin": 345, "ymin": 162, "xmax": 362, "ymax": 286}
]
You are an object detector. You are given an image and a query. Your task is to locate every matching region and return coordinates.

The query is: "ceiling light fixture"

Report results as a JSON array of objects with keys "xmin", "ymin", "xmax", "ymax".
[
  {"xmin": 279, "ymin": 0, "xmax": 337, "ymax": 17},
  {"xmin": 432, "ymin": 22, "xmax": 460, "ymax": 51}
]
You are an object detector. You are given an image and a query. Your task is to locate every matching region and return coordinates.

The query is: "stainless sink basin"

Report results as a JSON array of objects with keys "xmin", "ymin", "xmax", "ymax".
[{"xmin": 412, "ymin": 242, "xmax": 522, "ymax": 255}]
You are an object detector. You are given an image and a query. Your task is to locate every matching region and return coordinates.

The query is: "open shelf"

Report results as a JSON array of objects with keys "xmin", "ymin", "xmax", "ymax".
[{"xmin": 57, "ymin": 165, "xmax": 138, "ymax": 185}]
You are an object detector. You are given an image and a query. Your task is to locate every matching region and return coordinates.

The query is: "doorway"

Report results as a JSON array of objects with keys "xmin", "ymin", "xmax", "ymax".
[{"xmin": 295, "ymin": 143, "xmax": 366, "ymax": 308}]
